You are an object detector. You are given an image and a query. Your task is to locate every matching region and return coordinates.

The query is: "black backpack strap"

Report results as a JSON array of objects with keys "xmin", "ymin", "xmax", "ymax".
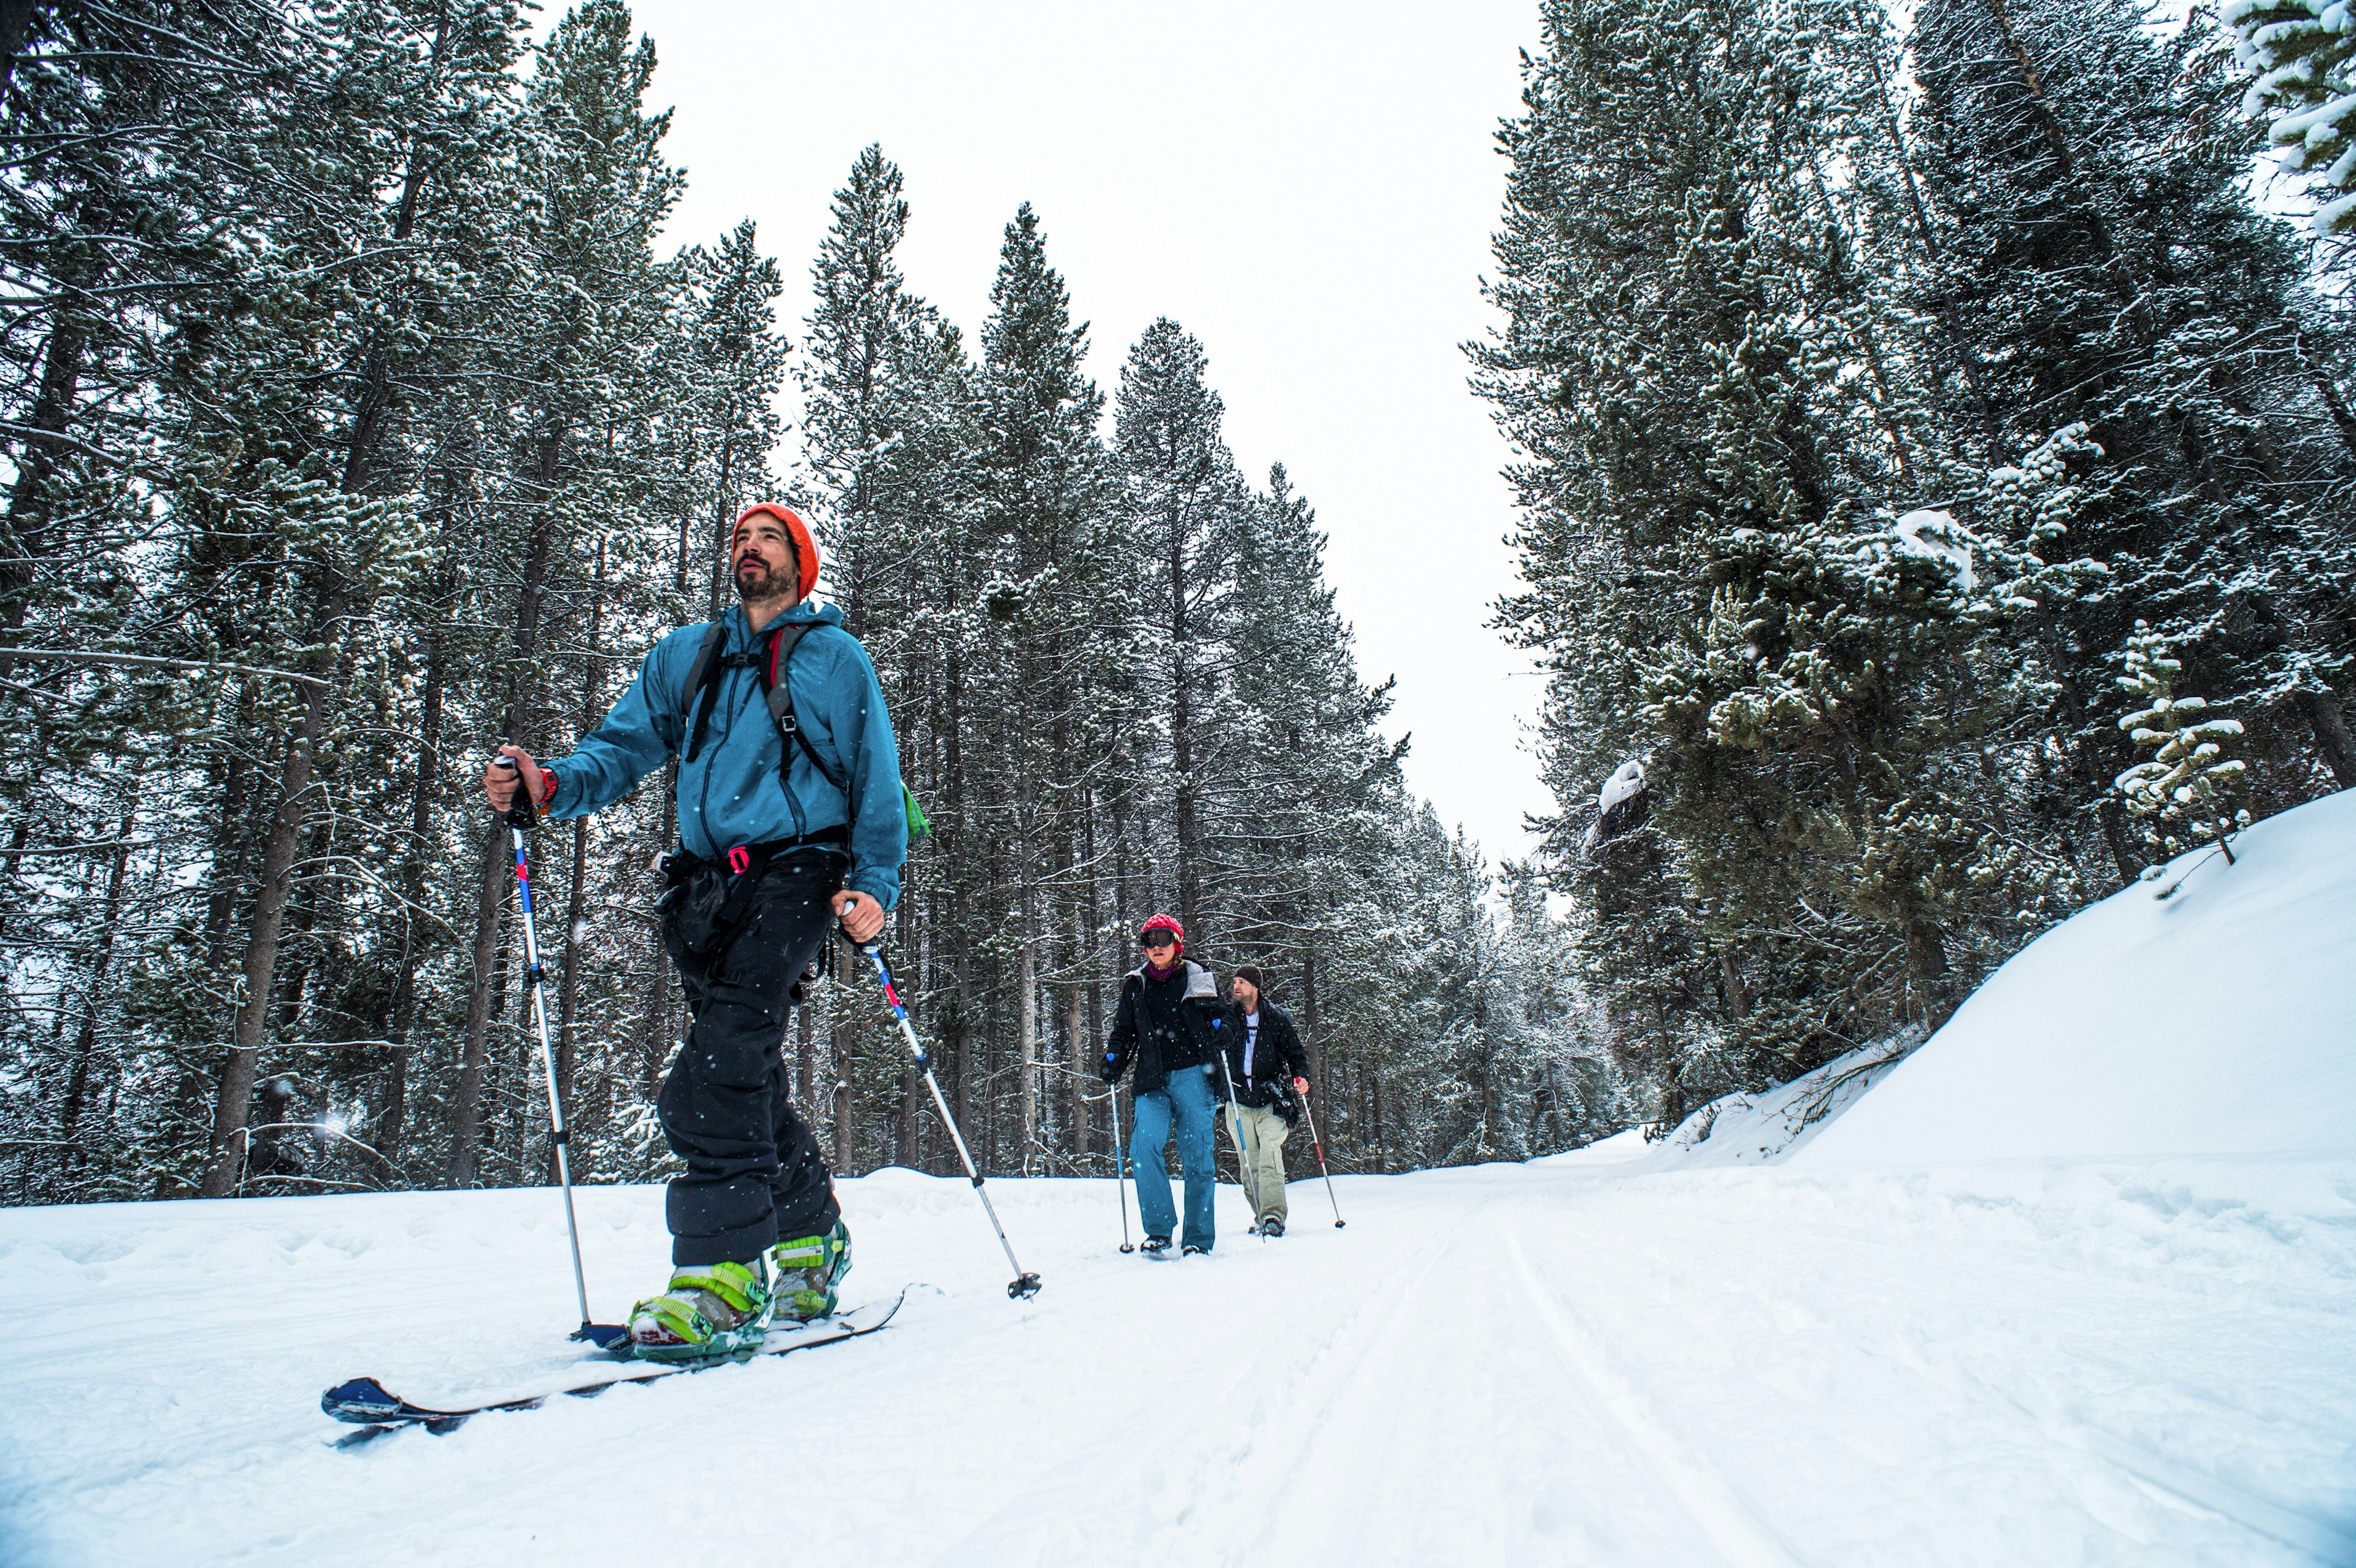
[
  {"xmin": 760, "ymin": 623, "xmax": 852, "ymax": 794},
  {"xmin": 680, "ymin": 622, "xmax": 730, "ymax": 763}
]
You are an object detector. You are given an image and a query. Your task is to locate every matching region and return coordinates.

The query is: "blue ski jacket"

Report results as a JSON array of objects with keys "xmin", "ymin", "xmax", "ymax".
[{"xmin": 542, "ymin": 601, "xmax": 907, "ymax": 910}]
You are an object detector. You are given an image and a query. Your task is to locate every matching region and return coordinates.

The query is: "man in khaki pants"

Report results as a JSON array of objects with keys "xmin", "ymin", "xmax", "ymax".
[{"xmin": 1217, "ymin": 966, "xmax": 1312, "ymax": 1236}]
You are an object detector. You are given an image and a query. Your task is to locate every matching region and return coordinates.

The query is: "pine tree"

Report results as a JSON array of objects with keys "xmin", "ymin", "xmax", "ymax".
[
  {"xmin": 791, "ymin": 145, "xmax": 987, "ymax": 1172},
  {"xmin": 1906, "ymin": 0, "xmax": 2356, "ymax": 826},
  {"xmin": 970, "ymin": 202, "xmax": 1117, "ymax": 1169},
  {"xmin": 441, "ymin": 0, "xmax": 688, "ymax": 1188},
  {"xmin": 2114, "ymin": 621, "xmax": 2251, "ymax": 868},
  {"xmin": 2226, "ymin": 0, "xmax": 2356, "ymax": 238},
  {"xmin": 1114, "ymin": 320, "xmax": 1245, "ymax": 939},
  {"xmin": 1475, "ymin": 0, "xmax": 2111, "ymax": 1120}
]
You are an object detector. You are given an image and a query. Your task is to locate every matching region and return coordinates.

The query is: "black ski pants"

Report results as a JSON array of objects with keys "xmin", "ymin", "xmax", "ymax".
[{"xmin": 658, "ymin": 849, "xmax": 844, "ymax": 1267}]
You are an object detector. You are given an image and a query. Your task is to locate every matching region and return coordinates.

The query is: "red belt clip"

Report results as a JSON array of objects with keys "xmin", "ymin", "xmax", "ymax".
[{"xmin": 726, "ymin": 845, "xmax": 750, "ymax": 876}]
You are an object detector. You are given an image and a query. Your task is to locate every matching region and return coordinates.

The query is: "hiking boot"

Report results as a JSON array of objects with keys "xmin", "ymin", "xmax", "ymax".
[
  {"xmin": 1140, "ymin": 1235, "xmax": 1172, "ymax": 1256},
  {"xmin": 1258, "ymin": 1216, "xmax": 1285, "ymax": 1238},
  {"xmin": 1182, "ymin": 1243, "xmax": 1209, "ymax": 1257},
  {"xmin": 628, "ymin": 1258, "xmax": 773, "ymax": 1361},
  {"xmin": 768, "ymin": 1219, "xmax": 851, "ymax": 1322}
]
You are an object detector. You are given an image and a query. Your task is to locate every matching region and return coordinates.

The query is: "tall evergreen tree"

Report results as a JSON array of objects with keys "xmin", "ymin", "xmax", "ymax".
[
  {"xmin": 1906, "ymin": 0, "xmax": 2356, "ymax": 824},
  {"xmin": 1114, "ymin": 320, "xmax": 1245, "ymax": 939}
]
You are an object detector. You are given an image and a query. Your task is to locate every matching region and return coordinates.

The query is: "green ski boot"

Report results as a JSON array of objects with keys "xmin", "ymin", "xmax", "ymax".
[
  {"xmin": 628, "ymin": 1258, "xmax": 774, "ymax": 1361},
  {"xmin": 768, "ymin": 1220, "xmax": 851, "ymax": 1322}
]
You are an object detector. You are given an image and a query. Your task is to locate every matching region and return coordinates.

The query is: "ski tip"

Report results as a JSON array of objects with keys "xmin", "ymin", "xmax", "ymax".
[{"xmin": 321, "ymin": 1377, "xmax": 401, "ymax": 1421}]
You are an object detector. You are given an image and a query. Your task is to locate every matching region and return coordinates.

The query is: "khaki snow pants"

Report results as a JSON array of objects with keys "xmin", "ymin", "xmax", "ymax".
[{"xmin": 1223, "ymin": 1102, "xmax": 1291, "ymax": 1226}]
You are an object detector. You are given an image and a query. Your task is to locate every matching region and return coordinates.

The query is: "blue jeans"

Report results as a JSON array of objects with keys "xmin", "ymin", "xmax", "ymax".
[{"xmin": 1129, "ymin": 1064, "xmax": 1216, "ymax": 1250}]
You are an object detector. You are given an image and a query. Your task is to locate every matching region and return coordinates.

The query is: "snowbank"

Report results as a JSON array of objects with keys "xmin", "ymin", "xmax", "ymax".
[
  {"xmin": 1537, "ymin": 1037, "xmax": 1919, "ymax": 1172},
  {"xmin": 1795, "ymin": 787, "xmax": 2356, "ymax": 1167}
]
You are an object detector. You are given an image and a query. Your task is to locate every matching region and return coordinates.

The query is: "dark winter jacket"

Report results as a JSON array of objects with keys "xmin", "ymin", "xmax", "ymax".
[
  {"xmin": 1104, "ymin": 961, "xmax": 1226, "ymax": 1095},
  {"xmin": 1215, "ymin": 1001, "xmax": 1309, "ymax": 1116},
  {"xmin": 541, "ymin": 601, "xmax": 907, "ymax": 910}
]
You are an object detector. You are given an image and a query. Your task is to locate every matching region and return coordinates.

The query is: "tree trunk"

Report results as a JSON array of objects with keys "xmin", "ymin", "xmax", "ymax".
[
  {"xmin": 554, "ymin": 537, "xmax": 611, "ymax": 1141},
  {"xmin": 1301, "ymin": 947, "xmax": 1320, "ymax": 1066},
  {"xmin": 634, "ymin": 938, "xmax": 676, "ymax": 1099},
  {"xmin": 1017, "ymin": 902, "xmax": 1037, "ymax": 1172},
  {"xmin": 199, "ymin": 686, "xmax": 260, "ymax": 972},
  {"xmin": 1066, "ymin": 982, "xmax": 1088, "ymax": 1161},
  {"xmin": 0, "ymin": 0, "xmax": 44, "ymax": 101},
  {"xmin": 447, "ymin": 458, "xmax": 560, "ymax": 1185},
  {"xmin": 1905, "ymin": 917, "xmax": 1959, "ymax": 1031},
  {"xmin": 60, "ymin": 804, "xmax": 137, "ymax": 1149},
  {"xmin": 444, "ymin": 820, "xmax": 507, "ymax": 1188},
  {"xmin": 833, "ymin": 1074, "xmax": 853, "ymax": 1175},
  {"xmin": 2, "ymin": 314, "xmax": 85, "ymax": 631},
  {"xmin": 377, "ymin": 595, "xmax": 450, "ymax": 1180},
  {"xmin": 1168, "ymin": 506, "xmax": 1200, "ymax": 934},
  {"xmin": 198, "ymin": 590, "xmax": 348, "ymax": 1199},
  {"xmin": 2295, "ymin": 686, "xmax": 2356, "ymax": 790}
]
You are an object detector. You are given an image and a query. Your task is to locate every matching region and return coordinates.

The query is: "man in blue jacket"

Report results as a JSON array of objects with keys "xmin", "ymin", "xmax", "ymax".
[{"xmin": 482, "ymin": 502, "xmax": 904, "ymax": 1358}]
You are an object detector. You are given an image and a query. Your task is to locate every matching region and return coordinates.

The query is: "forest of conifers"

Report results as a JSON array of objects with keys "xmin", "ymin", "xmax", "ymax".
[{"xmin": 4, "ymin": 0, "xmax": 2352, "ymax": 1205}]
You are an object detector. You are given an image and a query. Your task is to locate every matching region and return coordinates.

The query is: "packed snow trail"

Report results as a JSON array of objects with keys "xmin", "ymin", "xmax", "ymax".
[{"xmin": 4, "ymin": 1153, "xmax": 2351, "ymax": 1566}]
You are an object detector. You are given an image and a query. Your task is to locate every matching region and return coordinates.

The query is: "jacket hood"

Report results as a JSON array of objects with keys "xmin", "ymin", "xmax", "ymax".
[
  {"xmin": 1127, "ymin": 958, "xmax": 1220, "ymax": 1002},
  {"xmin": 730, "ymin": 599, "xmax": 844, "ymax": 642}
]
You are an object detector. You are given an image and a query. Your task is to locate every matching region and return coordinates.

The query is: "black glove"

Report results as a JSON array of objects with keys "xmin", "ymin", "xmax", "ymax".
[{"xmin": 1099, "ymin": 1050, "xmax": 1123, "ymax": 1086}]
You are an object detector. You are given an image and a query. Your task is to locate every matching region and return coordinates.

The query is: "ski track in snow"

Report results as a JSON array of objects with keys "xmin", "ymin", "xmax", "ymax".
[{"xmin": 2, "ymin": 1157, "xmax": 2354, "ymax": 1567}]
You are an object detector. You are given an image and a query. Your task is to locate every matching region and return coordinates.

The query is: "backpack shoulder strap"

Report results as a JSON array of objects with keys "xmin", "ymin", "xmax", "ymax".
[
  {"xmin": 759, "ymin": 623, "xmax": 850, "ymax": 793},
  {"xmin": 680, "ymin": 621, "xmax": 729, "ymax": 763}
]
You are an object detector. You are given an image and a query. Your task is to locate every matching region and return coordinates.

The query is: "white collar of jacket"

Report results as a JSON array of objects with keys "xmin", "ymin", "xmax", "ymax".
[{"xmin": 1125, "ymin": 959, "xmax": 1220, "ymax": 1001}]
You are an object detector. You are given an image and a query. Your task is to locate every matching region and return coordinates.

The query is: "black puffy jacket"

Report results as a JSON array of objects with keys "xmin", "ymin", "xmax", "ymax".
[
  {"xmin": 1215, "ymin": 1001, "xmax": 1310, "ymax": 1115},
  {"xmin": 1104, "ymin": 961, "xmax": 1226, "ymax": 1094}
]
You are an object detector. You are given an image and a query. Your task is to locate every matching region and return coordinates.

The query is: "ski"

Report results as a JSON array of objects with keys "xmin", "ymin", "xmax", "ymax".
[{"xmin": 321, "ymin": 1290, "xmax": 904, "ymax": 1443}]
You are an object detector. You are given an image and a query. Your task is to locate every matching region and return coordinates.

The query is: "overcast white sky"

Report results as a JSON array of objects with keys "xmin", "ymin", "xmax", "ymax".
[{"xmin": 615, "ymin": 0, "xmax": 1557, "ymax": 865}]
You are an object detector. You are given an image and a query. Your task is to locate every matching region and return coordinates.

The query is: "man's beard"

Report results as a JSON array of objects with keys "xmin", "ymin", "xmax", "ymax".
[{"xmin": 733, "ymin": 555, "xmax": 796, "ymax": 604}]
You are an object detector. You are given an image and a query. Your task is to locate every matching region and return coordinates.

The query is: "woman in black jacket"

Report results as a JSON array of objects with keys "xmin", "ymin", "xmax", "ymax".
[{"xmin": 1101, "ymin": 913, "xmax": 1230, "ymax": 1255}]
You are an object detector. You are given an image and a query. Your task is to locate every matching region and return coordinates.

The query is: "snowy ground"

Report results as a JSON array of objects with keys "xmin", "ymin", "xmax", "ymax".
[
  {"xmin": 6, "ymin": 799, "xmax": 2354, "ymax": 1566},
  {"xmin": 3, "ymin": 1151, "xmax": 2352, "ymax": 1567}
]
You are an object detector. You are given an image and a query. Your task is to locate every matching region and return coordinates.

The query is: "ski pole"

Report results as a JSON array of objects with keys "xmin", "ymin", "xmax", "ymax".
[
  {"xmin": 495, "ymin": 759, "xmax": 626, "ymax": 1347},
  {"xmin": 1211, "ymin": 1039, "xmax": 1257, "ymax": 1234},
  {"xmin": 852, "ymin": 934, "xmax": 1042, "ymax": 1300},
  {"xmin": 1107, "ymin": 1083, "xmax": 1134, "ymax": 1253},
  {"xmin": 1295, "ymin": 1083, "xmax": 1347, "ymax": 1229}
]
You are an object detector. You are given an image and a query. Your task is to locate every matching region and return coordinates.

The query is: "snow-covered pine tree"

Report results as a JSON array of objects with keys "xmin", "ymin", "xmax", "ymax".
[
  {"xmin": 969, "ymin": 202, "xmax": 1118, "ymax": 1169},
  {"xmin": 1113, "ymin": 321, "xmax": 1245, "ymax": 941},
  {"xmin": 440, "ymin": 0, "xmax": 690, "ymax": 1188},
  {"xmin": 0, "ymin": 0, "xmax": 307, "ymax": 1201},
  {"xmin": 792, "ymin": 145, "xmax": 990, "ymax": 1172},
  {"xmin": 2225, "ymin": 0, "xmax": 2356, "ymax": 239},
  {"xmin": 2114, "ymin": 621, "xmax": 2252, "ymax": 869},
  {"xmin": 1476, "ymin": 0, "xmax": 2108, "ymax": 1123},
  {"xmin": 1904, "ymin": 0, "xmax": 2356, "ymax": 833},
  {"xmin": 169, "ymin": 0, "xmax": 539, "ymax": 1199},
  {"xmin": 1211, "ymin": 466, "xmax": 1397, "ymax": 1075}
]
